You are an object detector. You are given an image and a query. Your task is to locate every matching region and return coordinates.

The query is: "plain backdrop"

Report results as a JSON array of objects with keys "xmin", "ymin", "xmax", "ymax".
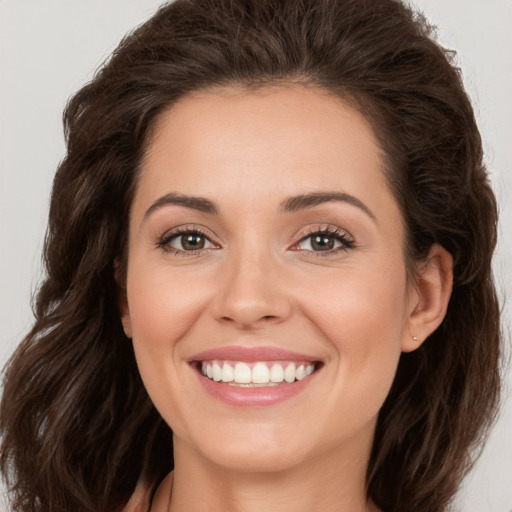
[{"xmin": 0, "ymin": 1, "xmax": 511, "ymax": 511}]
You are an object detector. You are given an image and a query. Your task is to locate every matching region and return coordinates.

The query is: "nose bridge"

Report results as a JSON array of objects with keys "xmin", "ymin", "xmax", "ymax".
[{"xmin": 213, "ymin": 236, "xmax": 291, "ymax": 328}]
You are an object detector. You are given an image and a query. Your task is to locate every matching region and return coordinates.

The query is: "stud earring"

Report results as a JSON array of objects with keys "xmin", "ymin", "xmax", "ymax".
[{"xmin": 412, "ymin": 335, "xmax": 419, "ymax": 342}]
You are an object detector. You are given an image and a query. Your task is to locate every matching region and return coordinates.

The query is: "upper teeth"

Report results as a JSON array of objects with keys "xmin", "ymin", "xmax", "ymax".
[{"xmin": 201, "ymin": 360, "xmax": 315, "ymax": 386}]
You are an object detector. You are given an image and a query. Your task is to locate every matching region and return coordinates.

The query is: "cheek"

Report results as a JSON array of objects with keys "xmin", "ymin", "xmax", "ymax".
[
  {"xmin": 124, "ymin": 262, "xmax": 214, "ymax": 423},
  {"xmin": 125, "ymin": 263, "xmax": 211, "ymax": 432},
  {"xmin": 297, "ymin": 263, "xmax": 408, "ymax": 428},
  {"xmin": 300, "ymin": 259, "xmax": 409, "ymax": 346},
  {"xmin": 126, "ymin": 262, "xmax": 209, "ymax": 350}
]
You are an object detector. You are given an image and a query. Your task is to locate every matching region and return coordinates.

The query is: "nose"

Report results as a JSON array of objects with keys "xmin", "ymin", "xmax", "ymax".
[{"xmin": 212, "ymin": 248, "xmax": 292, "ymax": 330}]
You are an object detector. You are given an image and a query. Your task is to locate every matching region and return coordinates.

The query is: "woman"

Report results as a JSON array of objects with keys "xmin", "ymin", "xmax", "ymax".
[{"xmin": 0, "ymin": 0, "xmax": 502, "ymax": 511}]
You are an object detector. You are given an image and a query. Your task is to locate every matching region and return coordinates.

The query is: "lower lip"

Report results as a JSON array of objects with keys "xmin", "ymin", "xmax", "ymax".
[{"xmin": 194, "ymin": 369, "xmax": 318, "ymax": 407}]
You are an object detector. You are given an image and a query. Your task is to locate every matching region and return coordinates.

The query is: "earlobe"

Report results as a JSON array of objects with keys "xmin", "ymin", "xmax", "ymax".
[
  {"xmin": 120, "ymin": 311, "xmax": 133, "ymax": 339},
  {"xmin": 402, "ymin": 244, "xmax": 453, "ymax": 353},
  {"xmin": 118, "ymin": 287, "xmax": 133, "ymax": 339},
  {"xmin": 114, "ymin": 259, "xmax": 133, "ymax": 339}
]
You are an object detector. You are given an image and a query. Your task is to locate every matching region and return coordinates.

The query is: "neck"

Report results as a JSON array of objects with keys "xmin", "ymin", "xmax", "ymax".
[{"xmin": 157, "ymin": 435, "xmax": 378, "ymax": 512}]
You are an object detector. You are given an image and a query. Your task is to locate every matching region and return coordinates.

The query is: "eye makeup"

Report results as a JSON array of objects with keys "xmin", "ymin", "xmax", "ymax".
[
  {"xmin": 157, "ymin": 225, "xmax": 220, "ymax": 256},
  {"xmin": 291, "ymin": 225, "xmax": 355, "ymax": 255},
  {"xmin": 155, "ymin": 222, "xmax": 356, "ymax": 258}
]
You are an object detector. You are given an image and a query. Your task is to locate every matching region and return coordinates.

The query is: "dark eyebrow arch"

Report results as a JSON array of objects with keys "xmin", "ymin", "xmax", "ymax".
[
  {"xmin": 280, "ymin": 192, "xmax": 376, "ymax": 220},
  {"xmin": 144, "ymin": 192, "xmax": 220, "ymax": 219}
]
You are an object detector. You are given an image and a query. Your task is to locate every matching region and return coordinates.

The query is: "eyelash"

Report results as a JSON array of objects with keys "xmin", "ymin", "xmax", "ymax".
[
  {"xmin": 292, "ymin": 226, "xmax": 355, "ymax": 255},
  {"xmin": 157, "ymin": 226, "xmax": 218, "ymax": 257},
  {"xmin": 157, "ymin": 225, "xmax": 355, "ymax": 257}
]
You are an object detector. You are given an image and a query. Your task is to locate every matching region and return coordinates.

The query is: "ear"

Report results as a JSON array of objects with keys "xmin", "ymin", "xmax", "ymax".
[
  {"xmin": 402, "ymin": 244, "xmax": 453, "ymax": 353},
  {"xmin": 114, "ymin": 259, "xmax": 133, "ymax": 339}
]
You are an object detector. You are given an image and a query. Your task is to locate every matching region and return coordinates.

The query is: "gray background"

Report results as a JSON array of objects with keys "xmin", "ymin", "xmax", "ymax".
[{"xmin": 1, "ymin": 1, "xmax": 511, "ymax": 510}]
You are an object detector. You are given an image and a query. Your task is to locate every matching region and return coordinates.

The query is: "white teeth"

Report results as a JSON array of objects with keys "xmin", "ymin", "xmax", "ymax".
[
  {"xmin": 270, "ymin": 363, "xmax": 284, "ymax": 383},
  {"xmin": 284, "ymin": 363, "xmax": 296, "ymax": 383},
  {"xmin": 221, "ymin": 363, "xmax": 234, "ymax": 382},
  {"xmin": 296, "ymin": 364, "xmax": 306, "ymax": 381},
  {"xmin": 212, "ymin": 361, "xmax": 222, "ymax": 382},
  {"xmin": 202, "ymin": 360, "xmax": 316, "ymax": 386},
  {"xmin": 252, "ymin": 362, "xmax": 270, "ymax": 384},
  {"xmin": 234, "ymin": 362, "xmax": 252, "ymax": 384}
]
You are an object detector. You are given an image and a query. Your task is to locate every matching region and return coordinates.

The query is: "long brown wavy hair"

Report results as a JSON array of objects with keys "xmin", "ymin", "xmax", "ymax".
[{"xmin": 0, "ymin": 1, "xmax": 501, "ymax": 511}]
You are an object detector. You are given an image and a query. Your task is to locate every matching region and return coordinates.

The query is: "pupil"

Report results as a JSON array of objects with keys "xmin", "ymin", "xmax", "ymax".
[
  {"xmin": 182, "ymin": 234, "xmax": 204, "ymax": 250},
  {"xmin": 312, "ymin": 234, "xmax": 334, "ymax": 251}
]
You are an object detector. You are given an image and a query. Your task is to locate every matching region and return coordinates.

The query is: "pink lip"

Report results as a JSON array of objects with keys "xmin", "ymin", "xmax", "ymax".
[
  {"xmin": 188, "ymin": 346, "xmax": 322, "ymax": 407},
  {"xmin": 188, "ymin": 346, "xmax": 319, "ymax": 363},
  {"xmin": 195, "ymin": 372, "xmax": 318, "ymax": 407}
]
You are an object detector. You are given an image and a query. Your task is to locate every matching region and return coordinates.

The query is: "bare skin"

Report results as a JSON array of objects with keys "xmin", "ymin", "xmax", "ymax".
[{"xmin": 119, "ymin": 85, "xmax": 453, "ymax": 512}]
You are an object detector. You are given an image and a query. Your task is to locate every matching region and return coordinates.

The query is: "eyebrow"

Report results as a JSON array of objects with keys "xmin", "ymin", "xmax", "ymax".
[
  {"xmin": 280, "ymin": 192, "xmax": 376, "ymax": 220},
  {"xmin": 144, "ymin": 192, "xmax": 220, "ymax": 219},
  {"xmin": 144, "ymin": 190, "xmax": 375, "ymax": 220}
]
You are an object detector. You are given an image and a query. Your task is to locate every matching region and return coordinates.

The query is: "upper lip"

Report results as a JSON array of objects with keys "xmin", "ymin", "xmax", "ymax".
[{"xmin": 188, "ymin": 346, "xmax": 320, "ymax": 363}]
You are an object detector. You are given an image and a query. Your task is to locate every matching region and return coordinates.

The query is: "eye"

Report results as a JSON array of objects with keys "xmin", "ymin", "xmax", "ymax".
[
  {"xmin": 158, "ymin": 229, "xmax": 217, "ymax": 253},
  {"xmin": 294, "ymin": 228, "xmax": 354, "ymax": 253}
]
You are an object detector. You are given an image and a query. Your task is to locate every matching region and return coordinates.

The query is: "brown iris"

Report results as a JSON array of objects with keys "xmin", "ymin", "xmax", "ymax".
[
  {"xmin": 311, "ymin": 234, "xmax": 335, "ymax": 251},
  {"xmin": 181, "ymin": 233, "xmax": 206, "ymax": 250}
]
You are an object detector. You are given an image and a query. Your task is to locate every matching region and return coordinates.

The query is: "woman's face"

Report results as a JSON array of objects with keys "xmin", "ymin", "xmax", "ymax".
[{"xmin": 121, "ymin": 85, "xmax": 419, "ymax": 473}]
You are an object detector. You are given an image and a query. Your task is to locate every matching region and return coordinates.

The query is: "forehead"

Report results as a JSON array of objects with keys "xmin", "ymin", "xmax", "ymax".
[{"xmin": 135, "ymin": 85, "xmax": 396, "ymax": 220}]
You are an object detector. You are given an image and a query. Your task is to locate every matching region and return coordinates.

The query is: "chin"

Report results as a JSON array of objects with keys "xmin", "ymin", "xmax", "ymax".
[
  {"xmin": 206, "ymin": 445, "xmax": 309, "ymax": 474},
  {"xmin": 183, "ymin": 422, "xmax": 314, "ymax": 474}
]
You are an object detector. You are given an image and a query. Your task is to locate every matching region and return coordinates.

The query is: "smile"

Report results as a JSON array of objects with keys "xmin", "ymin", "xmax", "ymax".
[
  {"xmin": 200, "ymin": 360, "xmax": 316, "ymax": 386},
  {"xmin": 190, "ymin": 346, "xmax": 322, "ymax": 406}
]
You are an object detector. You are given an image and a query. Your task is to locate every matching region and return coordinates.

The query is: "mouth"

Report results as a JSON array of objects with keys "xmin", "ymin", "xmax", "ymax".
[
  {"xmin": 197, "ymin": 360, "xmax": 318, "ymax": 387},
  {"xmin": 188, "ymin": 347, "xmax": 323, "ymax": 406}
]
